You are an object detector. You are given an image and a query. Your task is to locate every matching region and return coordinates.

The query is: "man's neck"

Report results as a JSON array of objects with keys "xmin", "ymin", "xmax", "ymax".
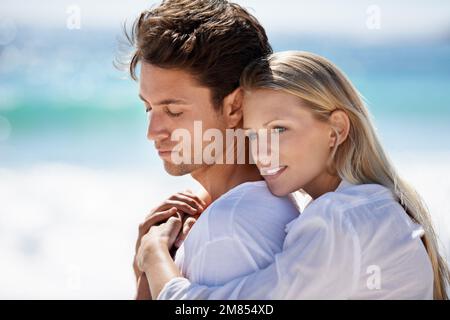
[{"xmin": 191, "ymin": 164, "xmax": 263, "ymax": 203}]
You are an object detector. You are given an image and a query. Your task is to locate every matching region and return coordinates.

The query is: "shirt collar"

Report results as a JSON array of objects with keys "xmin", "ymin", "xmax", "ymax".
[{"xmin": 335, "ymin": 178, "xmax": 353, "ymax": 192}]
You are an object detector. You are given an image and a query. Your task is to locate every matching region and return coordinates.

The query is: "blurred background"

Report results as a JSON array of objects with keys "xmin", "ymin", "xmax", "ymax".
[{"xmin": 0, "ymin": 0, "xmax": 449, "ymax": 299}]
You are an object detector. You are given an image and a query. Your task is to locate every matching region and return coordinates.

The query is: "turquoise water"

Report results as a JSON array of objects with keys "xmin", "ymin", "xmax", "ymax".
[{"xmin": 1, "ymin": 28, "xmax": 450, "ymax": 167}]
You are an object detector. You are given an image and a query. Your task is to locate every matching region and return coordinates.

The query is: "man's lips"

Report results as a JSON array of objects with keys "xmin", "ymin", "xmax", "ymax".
[{"xmin": 158, "ymin": 149, "xmax": 173, "ymax": 155}]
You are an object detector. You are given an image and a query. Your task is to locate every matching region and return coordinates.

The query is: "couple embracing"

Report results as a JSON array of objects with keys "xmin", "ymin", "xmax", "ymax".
[{"xmin": 127, "ymin": 0, "xmax": 448, "ymax": 300}]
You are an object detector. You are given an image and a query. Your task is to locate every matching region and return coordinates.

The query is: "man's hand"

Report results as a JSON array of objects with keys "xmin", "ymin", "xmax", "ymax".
[
  {"xmin": 136, "ymin": 211, "xmax": 184, "ymax": 270},
  {"xmin": 174, "ymin": 212, "xmax": 199, "ymax": 249},
  {"xmin": 133, "ymin": 190, "xmax": 208, "ymax": 299},
  {"xmin": 135, "ymin": 214, "xmax": 187, "ymax": 299}
]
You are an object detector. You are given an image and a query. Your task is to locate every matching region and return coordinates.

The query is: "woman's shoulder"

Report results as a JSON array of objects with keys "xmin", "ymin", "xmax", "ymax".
[
  {"xmin": 315, "ymin": 181, "xmax": 395, "ymax": 212},
  {"xmin": 304, "ymin": 181, "xmax": 398, "ymax": 222},
  {"xmin": 296, "ymin": 181, "xmax": 424, "ymax": 256},
  {"xmin": 291, "ymin": 181, "xmax": 413, "ymax": 238}
]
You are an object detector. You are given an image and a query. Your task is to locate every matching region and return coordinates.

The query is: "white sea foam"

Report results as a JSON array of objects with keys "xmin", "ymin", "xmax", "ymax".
[{"xmin": 0, "ymin": 162, "xmax": 195, "ymax": 299}]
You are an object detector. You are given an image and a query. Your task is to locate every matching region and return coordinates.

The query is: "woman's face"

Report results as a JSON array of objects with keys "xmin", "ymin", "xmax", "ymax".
[{"xmin": 243, "ymin": 88, "xmax": 335, "ymax": 197}]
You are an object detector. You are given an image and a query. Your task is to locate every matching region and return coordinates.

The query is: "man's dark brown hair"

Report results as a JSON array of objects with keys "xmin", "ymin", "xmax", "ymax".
[{"xmin": 126, "ymin": 0, "xmax": 272, "ymax": 109}]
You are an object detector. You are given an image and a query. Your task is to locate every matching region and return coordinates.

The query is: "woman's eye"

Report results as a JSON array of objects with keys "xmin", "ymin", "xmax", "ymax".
[
  {"xmin": 246, "ymin": 131, "xmax": 258, "ymax": 141},
  {"xmin": 145, "ymin": 107, "xmax": 152, "ymax": 113},
  {"xmin": 273, "ymin": 126, "xmax": 287, "ymax": 133}
]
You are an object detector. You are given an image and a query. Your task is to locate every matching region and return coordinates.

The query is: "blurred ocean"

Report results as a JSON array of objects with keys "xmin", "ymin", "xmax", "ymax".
[{"xmin": 1, "ymin": 7, "xmax": 450, "ymax": 298}]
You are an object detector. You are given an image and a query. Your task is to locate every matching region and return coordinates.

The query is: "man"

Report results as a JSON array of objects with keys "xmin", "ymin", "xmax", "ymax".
[{"xmin": 128, "ymin": 0, "xmax": 298, "ymax": 299}]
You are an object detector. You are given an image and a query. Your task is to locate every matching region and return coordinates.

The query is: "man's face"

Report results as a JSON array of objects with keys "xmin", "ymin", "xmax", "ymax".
[{"xmin": 139, "ymin": 62, "xmax": 229, "ymax": 176}]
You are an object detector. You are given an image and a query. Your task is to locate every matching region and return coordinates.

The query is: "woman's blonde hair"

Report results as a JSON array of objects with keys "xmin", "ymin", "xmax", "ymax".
[{"xmin": 240, "ymin": 51, "xmax": 449, "ymax": 299}]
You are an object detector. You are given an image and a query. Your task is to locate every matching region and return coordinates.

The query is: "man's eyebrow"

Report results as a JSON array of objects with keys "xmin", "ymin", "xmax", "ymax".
[
  {"xmin": 138, "ymin": 94, "xmax": 148, "ymax": 103},
  {"xmin": 138, "ymin": 94, "xmax": 188, "ymax": 106}
]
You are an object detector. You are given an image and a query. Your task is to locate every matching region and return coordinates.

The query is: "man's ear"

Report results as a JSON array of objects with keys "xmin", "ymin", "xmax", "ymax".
[
  {"xmin": 328, "ymin": 110, "xmax": 350, "ymax": 147},
  {"xmin": 222, "ymin": 87, "xmax": 244, "ymax": 128}
]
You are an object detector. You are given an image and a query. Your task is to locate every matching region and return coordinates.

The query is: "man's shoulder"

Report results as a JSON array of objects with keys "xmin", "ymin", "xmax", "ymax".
[
  {"xmin": 206, "ymin": 180, "xmax": 299, "ymax": 236},
  {"xmin": 209, "ymin": 180, "xmax": 297, "ymax": 215},
  {"xmin": 215, "ymin": 180, "xmax": 268, "ymax": 202}
]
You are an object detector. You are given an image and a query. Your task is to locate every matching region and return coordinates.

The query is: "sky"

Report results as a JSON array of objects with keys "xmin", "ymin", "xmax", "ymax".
[{"xmin": 0, "ymin": 0, "xmax": 449, "ymax": 41}]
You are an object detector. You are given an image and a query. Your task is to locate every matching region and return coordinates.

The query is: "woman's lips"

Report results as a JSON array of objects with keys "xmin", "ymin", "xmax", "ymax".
[{"xmin": 259, "ymin": 166, "xmax": 287, "ymax": 181}]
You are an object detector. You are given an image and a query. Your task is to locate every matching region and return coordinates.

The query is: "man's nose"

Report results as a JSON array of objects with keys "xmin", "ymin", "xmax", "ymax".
[{"xmin": 147, "ymin": 113, "xmax": 170, "ymax": 141}]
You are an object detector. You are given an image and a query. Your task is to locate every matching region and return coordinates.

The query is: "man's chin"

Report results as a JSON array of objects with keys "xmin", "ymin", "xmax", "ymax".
[{"xmin": 163, "ymin": 161, "xmax": 200, "ymax": 176}]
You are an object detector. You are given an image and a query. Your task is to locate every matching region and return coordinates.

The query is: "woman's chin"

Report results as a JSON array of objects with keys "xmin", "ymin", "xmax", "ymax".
[{"xmin": 265, "ymin": 182, "xmax": 291, "ymax": 197}]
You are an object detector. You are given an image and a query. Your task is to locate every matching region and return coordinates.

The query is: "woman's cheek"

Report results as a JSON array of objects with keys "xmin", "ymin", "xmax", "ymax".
[{"xmin": 277, "ymin": 137, "xmax": 293, "ymax": 162}]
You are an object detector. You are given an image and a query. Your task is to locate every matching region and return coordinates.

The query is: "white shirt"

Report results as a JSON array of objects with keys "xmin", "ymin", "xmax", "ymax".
[
  {"xmin": 173, "ymin": 181, "xmax": 299, "ymax": 286},
  {"xmin": 158, "ymin": 180, "xmax": 434, "ymax": 300}
]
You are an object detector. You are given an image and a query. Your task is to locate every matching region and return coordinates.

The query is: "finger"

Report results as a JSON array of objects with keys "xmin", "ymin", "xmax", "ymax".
[
  {"xmin": 168, "ymin": 193, "xmax": 203, "ymax": 211},
  {"xmin": 140, "ymin": 207, "xmax": 178, "ymax": 234},
  {"xmin": 188, "ymin": 189, "xmax": 211, "ymax": 208},
  {"xmin": 145, "ymin": 194, "xmax": 197, "ymax": 218},
  {"xmin": 182, "ymin": 191, "xmax": 208, "ymax": 208},
  {"xmin": 183, "ymin": 189, "xmax": 207, "ymax": 206},
  {"xmin": 145, "ymin": 192, "xmax": 204, "ymax": 220},
  {"xmin": 145, "ymin": 203, "xmax": 173, "ymax": 220},
  {"xmin": 136, "ymin": 207, "xmax": 177, "ymax": 252},
  {"xmin": 165, "ymin": 214, "xmax": 183, "ymax": 248},
  {"xmin": 175, "ymin": 216, "xmax": 196, "ymax": 248},
  {"xmin": 174, "ymin": 192, "xmax": 205, "ymax": 211},
  {"xmin": 163, "ymin": 199, "xmax": 199, "ymax": 215},
  {"xmin": 173, "ymin": 214, "xmax": 189, "ymax": 248},
  {"xmin": 144, "ymin": 200, "xmax": 190, "ymax": 220},
  {"xmin": 144, "ymin": 198, "xmax": 197, "ymax": 221}
]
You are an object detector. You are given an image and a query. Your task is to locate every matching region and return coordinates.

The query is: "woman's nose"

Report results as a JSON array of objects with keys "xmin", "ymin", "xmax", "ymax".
[{"xmin": 250, "ymin": 136, "xmax": 280, "ymax": 168}]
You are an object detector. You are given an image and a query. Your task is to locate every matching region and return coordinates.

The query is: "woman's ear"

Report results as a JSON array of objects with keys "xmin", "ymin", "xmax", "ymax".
[
  {"xmin": 222, "ymin": 87, "xmax": 244, "ymax": 128},
  {"xmin": 328, "ymin": 110, "xmax": 350, "ymax": 147}
]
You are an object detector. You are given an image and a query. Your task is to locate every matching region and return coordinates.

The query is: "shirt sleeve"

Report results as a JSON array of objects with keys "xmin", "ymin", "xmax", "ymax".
[
  {"xmin": 186, "ymin": 236, "xmax": 260, "ymax": 286},
  {"xmin": 157, "ymin": 202, "xmax": 361, "ymax": 300}
]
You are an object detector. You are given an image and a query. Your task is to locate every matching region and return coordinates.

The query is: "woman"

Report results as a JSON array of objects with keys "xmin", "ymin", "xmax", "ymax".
[{"xmin": 137, "ymin": 51, "xmax": 449, "ymax": 299}]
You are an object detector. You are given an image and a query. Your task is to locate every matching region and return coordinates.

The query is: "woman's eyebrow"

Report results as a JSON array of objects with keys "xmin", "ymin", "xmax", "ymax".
[
  {"xmin": 242, "ymin": 119, "xmax": 283, "ymax": 130},
  {"xmin": 263, "ymin": 119, "xmax": 283, "ymax": 127}
]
